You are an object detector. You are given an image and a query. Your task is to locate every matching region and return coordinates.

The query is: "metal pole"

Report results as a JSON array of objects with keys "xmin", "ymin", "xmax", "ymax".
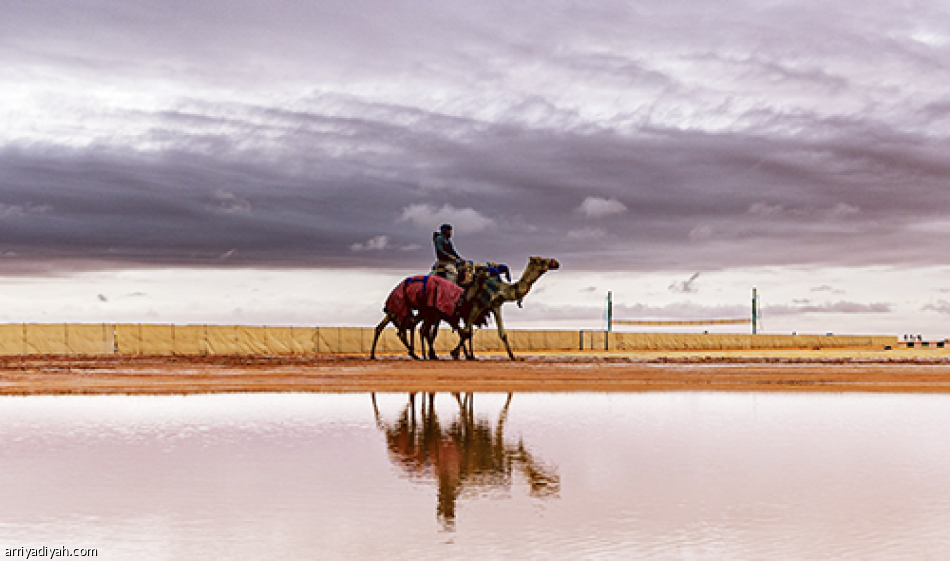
[
  {"xmin": 752, "ymin": 287, "xmax": 758, "ymax": 335},
  {"xmin": 607, "ymin": 291, "xmax": 613, "ymax": 333}
]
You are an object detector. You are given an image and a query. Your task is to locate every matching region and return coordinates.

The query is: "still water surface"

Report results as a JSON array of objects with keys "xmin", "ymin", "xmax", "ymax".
[{"xmin": 2, "ymin": 391, "xmax": 950, "ymax": 559}]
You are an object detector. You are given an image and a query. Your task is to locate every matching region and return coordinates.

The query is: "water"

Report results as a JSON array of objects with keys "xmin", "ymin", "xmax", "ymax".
[{"xmin": 2, "ymin": 391, "xmax": 950, "ymax": 560}]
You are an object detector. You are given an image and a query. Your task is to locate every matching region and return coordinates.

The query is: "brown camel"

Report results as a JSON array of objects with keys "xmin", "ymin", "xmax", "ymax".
[
  {"xmin": 421, "ymin": 256, "xmax": 560, "ymax": 361},
  {"xmin": 369, "ymin": 262, "xmax": 484, "ymax": 360}
]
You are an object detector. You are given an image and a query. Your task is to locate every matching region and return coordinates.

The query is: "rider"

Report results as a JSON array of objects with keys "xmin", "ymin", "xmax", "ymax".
[{"xmin": 432, "ymin": 223, "xmax": 463, "ymax": 283}]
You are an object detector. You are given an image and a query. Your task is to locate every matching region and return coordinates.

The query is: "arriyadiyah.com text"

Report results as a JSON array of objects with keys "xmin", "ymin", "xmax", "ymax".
[{"xmin": 5, "ymin": 546, "xmax": 97, "ymax": 559}]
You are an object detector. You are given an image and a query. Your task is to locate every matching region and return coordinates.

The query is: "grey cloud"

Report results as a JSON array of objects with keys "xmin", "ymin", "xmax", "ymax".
[
  {"xmin": 577, "ymin": 197, "xmax": 627, "ymax": 219},
  {"xmin": 566, "ymin": 227, "xmax": 608, "ymax": 241},
  {"xmin": 3, "ymin": 1, "xmax": 950, "ymax": 274},
  {"xmin": 923, "ymin": 301, "xmax": 950, "ymax": 314},
  {"xmin": 811, "ymin": 285, "xmax": 845, "ymax": 294},
  {"xmin": 397, "ymin": 204, "xmax": 495, "ymax": 233},
  {"xmin": 768, "ymin": 301, "xmax": 894, "ymax": 315},
  {"xmin": 350, "ymin": 236, "xmax": 389, "ymax": 252},
  {"xmin": 4, "ymin": 100, "xmax": 950, "ymax": 274}
]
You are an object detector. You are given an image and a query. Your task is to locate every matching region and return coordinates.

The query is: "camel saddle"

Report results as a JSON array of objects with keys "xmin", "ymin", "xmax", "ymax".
[{"xmin": 385, "ymin": 275, "xmax": 464, "ymax": 323}]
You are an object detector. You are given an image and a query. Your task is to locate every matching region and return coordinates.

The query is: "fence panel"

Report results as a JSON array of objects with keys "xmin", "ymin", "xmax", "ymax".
[
  {"xmin": 315, "ymin": 327, "xmax": 340, "ymax": 354},
  {"xmin": 291, "ymin": 326, "xmax": 318, "ymax": 354},
  {"xmin": 237, "ymin": 326, "xmax": 270, "ymax": 355},
  {"xmin": 66, "ymin": 324, "xmax": 114, "ymax": 355},
  {"xmin": 340, "ymin": 327, "xmax": 365, "ymax": 354},
  {"xmin": 174, "ymin": 325, "xmax": 206, "ymax": 355},
  {"xmin": 25, "ymin": 324, "xmax": 68, "ymax": 355},
  {"xmin": 115, "ymin": 324, "xmax": 140, "ymax": 355},
  {"xmin": 262, "ymin": 326, "xmax": 301, "ymax": 354},
  {"xmin": 0, "ymin": 324, "xmax": 24, "ymax": 355},
  {"xmin": 138, "ymin": 325, "xmax": 175, "ymax": 354},
  {"xmin": 205, "ymin": 325, "xmax": 240, "ymax": 355}
]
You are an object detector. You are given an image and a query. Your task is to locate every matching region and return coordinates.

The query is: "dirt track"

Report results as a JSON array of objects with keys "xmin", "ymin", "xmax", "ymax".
[{"xmin": 3, "ymin": 348, "xmax": 950, "ymax": 395}]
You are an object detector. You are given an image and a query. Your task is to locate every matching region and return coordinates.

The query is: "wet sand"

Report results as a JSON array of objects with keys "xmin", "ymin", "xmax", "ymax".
[{"xmin": 3, "ymin": 347, "xmax": 950, "ymax": 395}]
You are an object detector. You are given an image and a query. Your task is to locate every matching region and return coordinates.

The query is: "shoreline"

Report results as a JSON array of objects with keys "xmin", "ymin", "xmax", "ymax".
[{"xmin": 3, "ymin": 349, "xmax": 950, "ymax": 395}]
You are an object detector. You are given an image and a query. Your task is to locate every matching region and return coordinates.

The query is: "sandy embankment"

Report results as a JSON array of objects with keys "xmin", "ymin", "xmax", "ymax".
[{"xmin": 2, "ymin": 347, "xmax": 950, "ymax": 395}]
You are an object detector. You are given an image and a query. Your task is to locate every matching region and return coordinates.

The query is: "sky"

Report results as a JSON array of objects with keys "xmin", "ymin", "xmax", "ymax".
[{"xmin": 2, "ymin": 0, "xmax": 950, "ymax": 336}]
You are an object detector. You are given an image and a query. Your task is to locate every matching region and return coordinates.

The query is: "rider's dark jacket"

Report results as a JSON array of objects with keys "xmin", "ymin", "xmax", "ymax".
[{"xmin": 433, "ymin": 232, "xmax": 460, "ymax": 262}]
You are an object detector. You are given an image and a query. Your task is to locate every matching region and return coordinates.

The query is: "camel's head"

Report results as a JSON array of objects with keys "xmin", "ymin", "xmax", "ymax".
[{"xmin": 529, "ymin": 256, "xmax": 561, "ymax": 272}]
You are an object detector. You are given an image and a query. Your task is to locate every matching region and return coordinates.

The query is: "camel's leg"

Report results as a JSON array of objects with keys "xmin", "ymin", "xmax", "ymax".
[
  {"xmin": 411, "ymin": 313, "xmax": 429, "ymax": 360},
  {"xmin": 398, "ymin": 327, "xmax": 420, "ymax": 360},
  {"xmin": 421, "ymin": 323, "xmax": 431, "ymax": 360},
  {"xmin": 391, "ymin": 316, "xmax": 419, "ymax": 360},
  {"xmin": 492, "ymin": 307, "xmax": 518, "ymax": 361},
  {"xmin": 370, "ymin": 315, "xmax": 391, "ymax": 359},
  {"xmin": 456, "ymin": 321, "xmax": 476, "ymax": 361},
  {"xmin": 452, "ymin": 329, "xmax": 465, "ymax": 360},
  {"xmin": 415, "ymin": 322, "xmax": 425, "ymax": 359},
  {"xmin": 451, "ymin": 317, "xmax": 475, "ymax": 360},
  {"xmin": 424, "ymin": 319, "xmax": 439, "ymax": 360},
  {"xmin": 461, "ymin": 325, "xmax": 475, "ymax": 360}
]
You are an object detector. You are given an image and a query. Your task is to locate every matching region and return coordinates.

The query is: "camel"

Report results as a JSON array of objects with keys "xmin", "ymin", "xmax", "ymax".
[
  {"xmin": 369, "ymin": 262, "xmax": 484, "ymax": 360},
  {"xmin": 421, "ymin": 256, "xmax": 560, "ymax": 361},
  {"xmin": 414, "ymin": 262, "xmax": 503, "ymax": 360}
]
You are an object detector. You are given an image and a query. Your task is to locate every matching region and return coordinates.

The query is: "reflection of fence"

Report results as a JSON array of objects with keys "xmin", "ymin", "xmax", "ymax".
[{"xmin": 0, "ymin": 323, "xmax": 896, "ymax": 356}]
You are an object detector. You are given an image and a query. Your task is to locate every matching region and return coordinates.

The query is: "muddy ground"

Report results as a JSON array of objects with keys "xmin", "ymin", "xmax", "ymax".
[{"xmin": 3, "ymin": 347, "xmax": 950, "ymax": 395}]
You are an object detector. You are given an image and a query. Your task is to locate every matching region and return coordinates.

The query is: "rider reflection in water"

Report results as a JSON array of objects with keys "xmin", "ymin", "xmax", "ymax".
[{"xmin": 371, "ymin": 393, "xmax": 560, "ymax": 530}]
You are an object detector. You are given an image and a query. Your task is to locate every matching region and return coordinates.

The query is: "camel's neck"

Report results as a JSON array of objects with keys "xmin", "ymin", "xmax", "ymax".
[{"xmin": 503, "ymin": 264, "xmax": 546, "ymax": 302}]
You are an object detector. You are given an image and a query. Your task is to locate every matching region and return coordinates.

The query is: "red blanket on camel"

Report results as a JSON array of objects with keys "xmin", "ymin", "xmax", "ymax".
[{"xmin": 385, "ymin": 275, "xmax": 463, "ymax": 322}]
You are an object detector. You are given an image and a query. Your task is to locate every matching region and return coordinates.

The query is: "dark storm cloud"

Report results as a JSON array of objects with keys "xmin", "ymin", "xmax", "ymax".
[{"xmin": 3, "ymin": 0, "xmax": 950, "ymax": 273}]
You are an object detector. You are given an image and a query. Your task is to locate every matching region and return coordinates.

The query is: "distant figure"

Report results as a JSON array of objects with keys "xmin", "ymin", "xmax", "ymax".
[{"xmin": 431, "ymin": 223, "xmax": 463, "ymax": 283}]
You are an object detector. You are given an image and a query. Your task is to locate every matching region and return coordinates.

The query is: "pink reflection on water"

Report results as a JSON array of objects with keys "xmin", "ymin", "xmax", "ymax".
[
  {"xmin": 370, "ymin": 392, "xmax": 559, "ymax": 530},
  {"xmin": 1, "ymin": 392, "xmax": 950, "ymax": 559}
]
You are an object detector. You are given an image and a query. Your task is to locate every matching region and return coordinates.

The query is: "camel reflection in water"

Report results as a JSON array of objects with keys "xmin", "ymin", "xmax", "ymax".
[{"xmin": 371, "ymin": 392, "xmax": 560, "ymax": 530}]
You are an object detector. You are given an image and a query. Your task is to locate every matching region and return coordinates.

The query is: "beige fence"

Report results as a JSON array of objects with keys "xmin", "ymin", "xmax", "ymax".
[
  {"xmin": 0, "ymin": 324, "xmax": 897, "ymax": 356},
  {"xmin": 590, "ymin": 332, "xmax": 897, "ymax": 352},
  {"xmin": 0, "ymin": 324, "xmax": 116, "ymax": 356}
]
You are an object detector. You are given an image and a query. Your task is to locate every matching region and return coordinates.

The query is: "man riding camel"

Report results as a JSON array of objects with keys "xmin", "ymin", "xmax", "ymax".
[{"xmin": 432, "ymin": 223, "xmax": 463, "ymax": 283}]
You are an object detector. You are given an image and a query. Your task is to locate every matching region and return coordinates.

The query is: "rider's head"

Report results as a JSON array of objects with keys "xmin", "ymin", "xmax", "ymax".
[{"xmin": 440, "ymin": 223, "xmax": 453, "ymax": 237}]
